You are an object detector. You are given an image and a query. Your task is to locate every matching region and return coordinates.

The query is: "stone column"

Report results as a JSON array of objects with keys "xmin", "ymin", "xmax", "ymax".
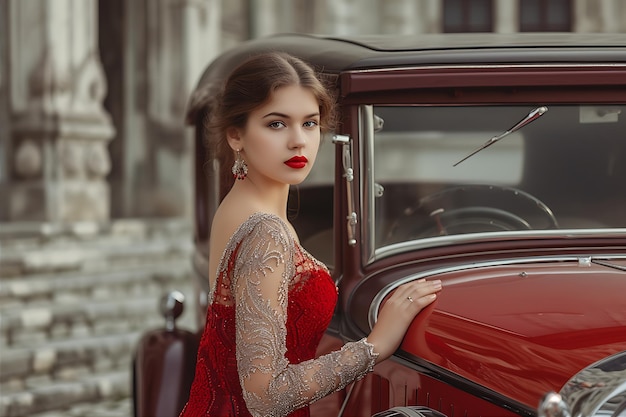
[
  {"xmin": 419, "ymin": 0, "xmax": 443, "ymax": 33},
  {"xmin": 494, "ymin": 0, "xmax": 519, "ymax": 33},
  {"xmin": 178, "ymin": 0, "xmax": 222, "ymax": 219},
  {"xmin": 6, "ymin": 0, "xmax": 114, "ymax": 222},
  {"xmin": 0, "ymin": 0, "xmax": 9, "ymax": 221},
  {"xmin": 249, "ymin": 0, "xmax": 279, "ymax": 38},
  {"xmin": 599, "ymin": 0, "xmax": 626, "ymax": 32},
  {"xmin": 116, "ymin": 0, "xmax": 219, "ymax": 219},
  {"xmin": 573, "ymin": 0, "xmax": 615, "ymax": 32},
  {"xmin": 379, "ymin": 0, "xmax": 418, "ymax": 35},
  {"xmin": 316, "ymin": 0, "xmax": 365, "ymax": 35}
]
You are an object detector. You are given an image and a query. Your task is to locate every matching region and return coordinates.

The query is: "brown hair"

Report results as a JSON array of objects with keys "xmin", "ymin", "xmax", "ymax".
[{"xmin": 206, "ymin": 51, "xmax": 337, "ymax": 193}]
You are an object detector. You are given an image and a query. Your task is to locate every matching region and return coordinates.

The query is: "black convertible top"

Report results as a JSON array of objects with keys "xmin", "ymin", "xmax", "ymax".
[{"xmin": 186, "ymin": 32, "xmax": 626, "ymax": 123}]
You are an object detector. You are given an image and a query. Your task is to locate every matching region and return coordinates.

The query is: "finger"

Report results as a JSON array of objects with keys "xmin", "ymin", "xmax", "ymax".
[
  {"xmin": 412, "ymin": 292, "xmax": 437, "ymax": 308},
  {"xmin": 393, "ymin": 289, "xmax": 436, "ymax": 309},
  {"xmin": 404, "ymin": 279, "xmax": 442, "ymax": 296},
  {"xmin": 400, "ymin": 280, "xmax": 441, "ymax": 307},
  {"xmin": 387, "ymin": 279, "xmax": 442, "ymax": 309}
]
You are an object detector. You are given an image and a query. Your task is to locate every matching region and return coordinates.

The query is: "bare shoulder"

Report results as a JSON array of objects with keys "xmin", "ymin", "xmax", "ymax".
[
  {"xmin": 207, "ymin": 201, "xmax": 298, "ymax": 288},
  {"xmin": 209, "ymin": 201, "xmax": 286, "ymax": 252},
  {"xmin": 209, "ymin": 203, "xmax": 252, "ymax": 253},
  {"xmin": 215, "ymin": 210, "xmax": 291, "ymax": 243}
]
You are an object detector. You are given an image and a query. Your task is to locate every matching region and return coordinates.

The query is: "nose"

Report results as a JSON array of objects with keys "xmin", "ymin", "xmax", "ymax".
[{"xmin": 289, "ymin": 126, "xmax": 307, "ymax": 149}]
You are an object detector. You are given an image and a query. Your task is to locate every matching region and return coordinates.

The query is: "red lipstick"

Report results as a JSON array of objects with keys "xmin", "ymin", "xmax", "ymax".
[{"xmin": 285, "ymin": 156, "xmax": 308, "ymax": 169}]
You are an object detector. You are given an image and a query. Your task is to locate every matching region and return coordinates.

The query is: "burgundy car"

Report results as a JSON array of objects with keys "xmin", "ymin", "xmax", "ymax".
[{"xmin": 134, "ymin": 33, "xmax": 626, "ymax": 417}]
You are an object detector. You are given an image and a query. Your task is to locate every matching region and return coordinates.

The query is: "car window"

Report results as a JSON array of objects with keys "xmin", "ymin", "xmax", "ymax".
[{"xmin": 370, "ymin": 105, "xmax": 626, "ymax": 250}]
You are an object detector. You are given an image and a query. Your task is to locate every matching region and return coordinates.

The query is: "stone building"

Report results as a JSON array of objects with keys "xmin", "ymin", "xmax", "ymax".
[{"xmin": 0, "ymin": 0, "xmax": 625, "ymax": 416}]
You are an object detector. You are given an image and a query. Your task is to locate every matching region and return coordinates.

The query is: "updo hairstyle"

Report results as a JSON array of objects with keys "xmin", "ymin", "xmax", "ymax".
[{"xmin": 207, "ymin": 52, "xmax": 337, "ymax": 192}]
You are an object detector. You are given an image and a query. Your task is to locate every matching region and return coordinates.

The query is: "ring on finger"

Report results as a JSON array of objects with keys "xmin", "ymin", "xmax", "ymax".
[{"xmin": 407, "ymin": 296, "xmax": 414, "ymax": 303}]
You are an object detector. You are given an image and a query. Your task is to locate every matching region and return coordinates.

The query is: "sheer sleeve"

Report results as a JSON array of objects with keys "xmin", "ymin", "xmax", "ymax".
[{"xmin": 232, "ymin": 215, "xmax": 378, "ymax": 417}]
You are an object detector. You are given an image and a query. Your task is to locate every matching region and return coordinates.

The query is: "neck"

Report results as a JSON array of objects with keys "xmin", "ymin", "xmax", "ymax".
[{"xmin": 230, "ymin": 177, "xmax": 291, "ymax": 218}]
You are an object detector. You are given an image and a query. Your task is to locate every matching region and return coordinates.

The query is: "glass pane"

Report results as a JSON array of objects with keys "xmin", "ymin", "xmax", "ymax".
[{"xmin": 370, "ymin": 105, "xmax": 626, "ymax": 250}]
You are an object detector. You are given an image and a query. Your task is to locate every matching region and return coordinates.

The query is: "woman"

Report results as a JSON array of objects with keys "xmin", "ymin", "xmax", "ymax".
[{"xmin": 179, "ymin": 52, "xmax": 442, "ymax": 417}]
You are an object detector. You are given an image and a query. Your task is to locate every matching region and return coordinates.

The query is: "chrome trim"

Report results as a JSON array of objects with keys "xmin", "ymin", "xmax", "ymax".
[
  {"xmin": 391, "ymin": 352, "xmax": 536, "ymax": 417},
  {"xmin": 371, "ymin": 229, "xmax": 626, "ymax": 264},
  {"xmin": 360, "ymin": 105, "xmax": 377, "ymax": 263},
  {"xmin": 538, "ymin": 392, "xmax": 571, "ymax": 417},
  {"xmin": 368, "ymin": 254, "xmax": 626, "ymax": 329},
  {"xmin": 333, "ymin": 134, "xmax": 358, "ymax": 246},
  {"xmin": 348, "ymin": 63, "xmax": 626, "ymax": 75},
  {"xmin": 559, "ymin": 351, "xmax": 626, "ymax": 417}
]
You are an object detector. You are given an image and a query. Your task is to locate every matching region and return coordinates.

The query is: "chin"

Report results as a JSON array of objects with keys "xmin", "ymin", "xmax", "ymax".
[
  {"xmin": 287, "ymin": 178, "xmax": 307, "ymax": 186},
  {"xmin": 284, "ymin": 171, "xmax": 311, "ymax": 185}
]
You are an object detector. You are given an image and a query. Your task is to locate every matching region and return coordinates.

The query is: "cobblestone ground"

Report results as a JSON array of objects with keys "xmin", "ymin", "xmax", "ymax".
[{"xmin": 29, "ymin": 398, "xmax": 131, "ymax": 417}]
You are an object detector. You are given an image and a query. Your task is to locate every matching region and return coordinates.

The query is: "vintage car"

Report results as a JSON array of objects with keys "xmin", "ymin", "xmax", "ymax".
[{"xmin": 133, "ymin": 33, "xmax": 626, "ymax": 417}]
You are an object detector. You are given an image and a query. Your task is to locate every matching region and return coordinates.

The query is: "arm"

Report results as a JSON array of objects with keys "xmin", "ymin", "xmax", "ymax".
[{"xmin": 233, "ymin": 216, "xmax": 377, "ymax": 417}]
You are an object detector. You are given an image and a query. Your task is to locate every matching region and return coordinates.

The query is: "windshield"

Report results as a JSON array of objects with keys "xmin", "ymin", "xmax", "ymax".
[{"xmin": 369, "ymin": 104, "xmax": 626, "ymax": 250}]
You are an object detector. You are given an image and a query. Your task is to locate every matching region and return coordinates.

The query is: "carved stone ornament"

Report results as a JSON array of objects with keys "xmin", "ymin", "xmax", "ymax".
[
  {"xmin": 73, "ymin": 52, "xmax": 108, "ymax": 116},
  {"xmin": 85, "ymin": 143, "xmax": 111, "ymax": 178},
  {"xmin": 60, "ymin": 141, "xmax": 82, "ymax": 177},
  {"xmin": 28, "ymin": 46, "xmax": 71, "ymax": 113},
  {"xmin": 14, "ymin": 139, "xmax": 43, "ymax": 179}
]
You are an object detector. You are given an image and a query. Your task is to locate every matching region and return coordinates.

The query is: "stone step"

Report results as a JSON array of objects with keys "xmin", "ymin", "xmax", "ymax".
[
  {"xmin": 0, "ymin": 219, "xmax": 191, "ymax": 248},
  {"xmin": 0, "ymin": 296, "xmax": 158, "ymax": 340},
  {"xmin": 0, "ymin": 259, "xmax": 191, "ymax": 304},
  {"xmin": 0, "ymin": 236, "xmax": 192, "ymax": 278},
  {"xmin": 0, "ymin": 369, "xmax": 130, "ymax": 417},
  {"xmin": 0, "ymin": 219, "xmax": 196, "ymax": 416},
  {"xmin": 0, "ymin": 219, "xmax": 193, "ymax": 278},
  {"xmin": 0, "ymin": 331, "xmax": 142, "ymax": 384}
]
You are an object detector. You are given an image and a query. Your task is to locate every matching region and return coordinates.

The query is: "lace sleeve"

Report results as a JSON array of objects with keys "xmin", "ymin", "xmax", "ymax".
[{"xmin": 232, "ymin": 215, "xmax": 378, "ymax": 417}]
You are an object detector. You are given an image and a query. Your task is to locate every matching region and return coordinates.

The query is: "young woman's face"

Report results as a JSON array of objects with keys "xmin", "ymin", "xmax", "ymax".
[{"xmin": 233, "ymin": 84, "xmax": 321, "ymax": 186}]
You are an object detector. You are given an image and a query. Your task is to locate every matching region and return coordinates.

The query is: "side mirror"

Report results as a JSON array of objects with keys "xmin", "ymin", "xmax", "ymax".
[{"xmin": 161, "ymin": 290, "xmax": 185, "ymax": 331}]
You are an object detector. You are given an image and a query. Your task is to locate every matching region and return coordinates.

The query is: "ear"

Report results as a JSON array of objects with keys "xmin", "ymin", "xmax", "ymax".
[{"xmin": 226, "ymin": 127, "xmax": 243, "ymax": 151}]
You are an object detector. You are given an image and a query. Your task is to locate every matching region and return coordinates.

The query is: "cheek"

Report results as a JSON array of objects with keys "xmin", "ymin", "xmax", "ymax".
[
  {"xmin": 311, "ymin": 141, "xmax": 320, "ymax": 156},
  {"xmin": 248, "ymin": 133, "xmax": 276, "ymax": 153},
  {"xmin": 248, "ymin": 144, "xmax": 273, "ymax": 164},
  {"xmin": 308, "ymin": 131, "xmax": 321, "ymax": 149}
]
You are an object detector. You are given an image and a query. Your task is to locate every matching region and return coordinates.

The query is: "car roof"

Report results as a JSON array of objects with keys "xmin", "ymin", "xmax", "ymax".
[{"xmin": 186, "ymin": 32, "xmax": 626, "ymax": 123}]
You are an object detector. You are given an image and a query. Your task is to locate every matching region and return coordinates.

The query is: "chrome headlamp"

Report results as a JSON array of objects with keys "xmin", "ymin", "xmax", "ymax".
[{"xmin": 539, "ymin": 351, "xmax": 626, "ymax": 417}]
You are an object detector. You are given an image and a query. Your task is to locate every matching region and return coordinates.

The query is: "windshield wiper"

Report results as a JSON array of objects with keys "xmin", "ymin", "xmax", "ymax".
[
  {"xmin": 453, "ymin": 106, "xmax": 548, "ymax": 167},
  {"xmin": 592, "ymin": 259, "xmax": 626, "ymax": 272}
]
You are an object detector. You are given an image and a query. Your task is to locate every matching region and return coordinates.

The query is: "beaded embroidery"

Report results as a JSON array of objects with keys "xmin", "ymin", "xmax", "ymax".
[{"xmin": 180, "ymin": 213, "xmax": 378, "ymax": 417}]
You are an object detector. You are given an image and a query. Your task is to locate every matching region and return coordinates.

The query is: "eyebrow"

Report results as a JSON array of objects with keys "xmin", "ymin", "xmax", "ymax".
[{"xmin": 262, "ymin": 112, "xmax": 320, "ymax": 119}]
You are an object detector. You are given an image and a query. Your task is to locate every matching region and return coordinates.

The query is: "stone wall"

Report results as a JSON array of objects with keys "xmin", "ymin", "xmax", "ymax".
[{"xmin": 0, "ymin": 221, "xmax": 196, "ymax": 417}]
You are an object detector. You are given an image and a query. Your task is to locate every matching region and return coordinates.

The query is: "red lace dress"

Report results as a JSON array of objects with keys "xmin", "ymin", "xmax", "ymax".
[{"xmin": 179, "ymin": 213, "xmax": 377, "ymax": 417}]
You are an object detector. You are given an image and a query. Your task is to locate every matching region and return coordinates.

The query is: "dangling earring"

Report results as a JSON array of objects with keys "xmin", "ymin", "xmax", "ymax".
[{"xmin": 232, "ymin": 149, "xmax": 248, "ymax": 180}]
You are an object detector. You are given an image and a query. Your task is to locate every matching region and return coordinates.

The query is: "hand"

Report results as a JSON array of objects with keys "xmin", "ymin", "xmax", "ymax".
[{"xmin": 367, "ymin": 279, "xmax": 442, "ymax": 362}]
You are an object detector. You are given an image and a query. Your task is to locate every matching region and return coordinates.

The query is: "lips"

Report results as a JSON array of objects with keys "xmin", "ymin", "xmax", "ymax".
[{"xmin": 285, "ymin": 156, "xmax": 308, "ymax": 169}]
